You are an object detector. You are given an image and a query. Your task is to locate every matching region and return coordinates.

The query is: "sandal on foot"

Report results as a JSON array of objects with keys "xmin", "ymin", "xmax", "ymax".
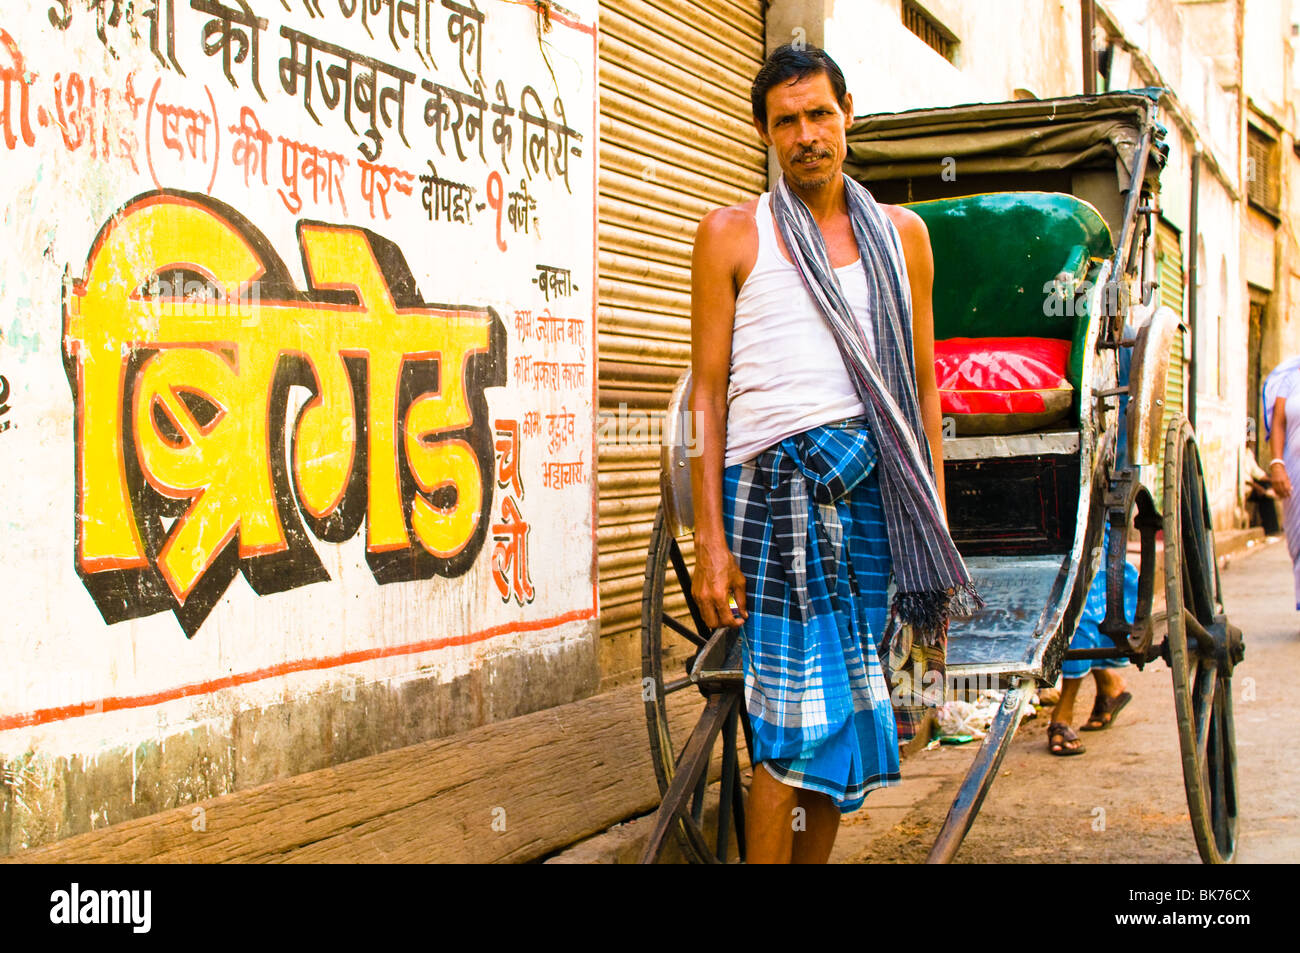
[
  {"xmin": 1047, "ymin": 721, "xmax": 1086, "ymax": 756},
  {"xmin": 1081, "ymin": 690, "xmax": 1132, "ymax": 731}
]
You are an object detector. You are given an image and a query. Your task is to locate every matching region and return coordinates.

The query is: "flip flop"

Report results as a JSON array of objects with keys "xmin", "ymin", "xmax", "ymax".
[
  {"xmin": 1047, "ymin": 721, "xmax": 1086, "ymax": 756},
  {"xmin": 1081, "ymin": 690, "xmax": 1132, "ymax": 731}
]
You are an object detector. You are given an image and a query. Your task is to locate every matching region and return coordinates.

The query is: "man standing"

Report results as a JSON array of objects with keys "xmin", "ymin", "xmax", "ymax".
[{"xmin": 688, "ymin": 44, "xmax": 975, "ymax": 864}]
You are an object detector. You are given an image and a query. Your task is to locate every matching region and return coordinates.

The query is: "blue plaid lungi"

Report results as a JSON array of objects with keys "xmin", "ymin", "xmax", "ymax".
[
  {"xmin": 1062, "ymin": 524, "xmax": 1138, "ymax": 679},
  {"xmin": 722, "ymin": 422, "xmax": 900, "ymax": 813}
]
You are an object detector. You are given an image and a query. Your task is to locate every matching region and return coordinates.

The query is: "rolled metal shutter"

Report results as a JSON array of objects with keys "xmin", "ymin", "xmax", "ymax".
[
  {"xmin": 1152, "ymin": 220, "xmax": 1186, "ymax": 503},
  {"xmin": 596, "ymin": 0, "xmax": 766, "ymax": 684}
]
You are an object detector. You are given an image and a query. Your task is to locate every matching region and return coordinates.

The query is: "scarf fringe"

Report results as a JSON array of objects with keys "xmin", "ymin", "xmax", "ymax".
[{"xmin": 892, "ymin": 583, "xmax": 984, "ymax": 641}]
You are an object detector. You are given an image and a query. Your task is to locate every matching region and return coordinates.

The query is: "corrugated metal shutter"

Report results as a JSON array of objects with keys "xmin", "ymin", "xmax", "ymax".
[
  {"xmin": 596, "ymin": 0, "xmax": 766, "ymax": 683},
  {"xmin": 1152, "ymin": 219, "xmax": 1186, "ymax": 504}
]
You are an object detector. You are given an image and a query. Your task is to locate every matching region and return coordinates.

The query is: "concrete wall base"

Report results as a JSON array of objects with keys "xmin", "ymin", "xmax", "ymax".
[{"xmin": 0, "ymin": 631, "xmax": 597, "ymax": 857}]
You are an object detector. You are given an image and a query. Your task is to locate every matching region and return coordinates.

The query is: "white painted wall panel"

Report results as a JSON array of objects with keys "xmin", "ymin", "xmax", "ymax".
[{"xmin": 0, "ymin": 0, "xmax": 598, "ymax": 759}]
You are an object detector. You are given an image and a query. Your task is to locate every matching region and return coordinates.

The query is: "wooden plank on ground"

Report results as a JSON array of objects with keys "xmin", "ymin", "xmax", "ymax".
[{"xmin": 4, "ymin": 685, "xmax": 704, "ymax": 864}]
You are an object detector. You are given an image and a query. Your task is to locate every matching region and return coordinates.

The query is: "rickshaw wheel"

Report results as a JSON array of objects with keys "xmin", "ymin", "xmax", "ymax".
[
  {"xmin": 1162, "ymin": 417, "xmax": 1239, "ymax": 864},
  {"xmin": 641, "ymin": 502, "xmax": 751, "ymax": 864}
]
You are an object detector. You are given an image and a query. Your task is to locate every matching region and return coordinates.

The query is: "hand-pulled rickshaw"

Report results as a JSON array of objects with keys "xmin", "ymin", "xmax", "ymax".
[{"xmin": 637, "ymin": 90, "xmax": 1243, "ymax": 864}]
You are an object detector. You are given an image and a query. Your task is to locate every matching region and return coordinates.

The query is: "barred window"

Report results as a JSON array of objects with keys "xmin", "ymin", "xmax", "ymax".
[
  {"xmin": 902, "ymin": 1, "xmax": 958, "ymax": 64},
  {"xmin": 1247, "ymin": 126, "xmax": 1280, "ymax": 213}
]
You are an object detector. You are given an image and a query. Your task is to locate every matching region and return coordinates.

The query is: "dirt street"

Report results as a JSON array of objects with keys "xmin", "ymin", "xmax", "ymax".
[{"xmin": 831, "ymin": 537, "xmax": 1300, "ymax": 864}]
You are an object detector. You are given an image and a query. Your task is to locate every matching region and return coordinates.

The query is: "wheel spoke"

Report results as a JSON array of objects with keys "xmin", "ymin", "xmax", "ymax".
[
  {"xmin": 669, "ymin": 538, "xmax": 710, "ymax": 640},
  {"xmin": 1182, "ymin": 452, "xmax": 1216, "ymax": 619},
  {"xmin": 1210, "ymin": 690, "xmax": 1229, "ymax": 847},
  {"xmin": 1219, "ymin": 677, "xmax": 1238, "ymax": 818},
  {"xmin": 663, "ymin": 614, "xmax": 707, "ymax": 647},
  {"xmin": 1193, "ymin": 661, "xmax": 1216, "ymax": 761},
  {"xmin": 679, "ymin": 814, "xmax": 720, "ymax": 865},
  {"xmin": 690, "ymin": 759, "xmax": 708, "ymax": 826},
  {"xmin": 663, "ymin": 675, "xmax": 691, "ymax": 695},
  {"xmin": 1180, "ymin": 544, "xmax": 1209, "ymax": 631},
  {"xmin": 731, "ymin": 758, "xmax": 747, "ymax": 863},
  {"xmin": 1181, "ymin": 609, "xmax": 1213, "ymax": 659}
]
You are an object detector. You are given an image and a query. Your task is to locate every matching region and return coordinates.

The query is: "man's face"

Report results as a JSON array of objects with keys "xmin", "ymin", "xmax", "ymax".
[{"xmin": 756, "ymin": 71, "xmax": 853, "ymax": 191}]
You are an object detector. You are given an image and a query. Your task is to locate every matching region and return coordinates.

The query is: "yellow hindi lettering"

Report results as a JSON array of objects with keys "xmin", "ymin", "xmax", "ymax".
[
  {"xmin": 63, "ymin": 193, "xmax": 501, "ymax": 621},
  {"xmin": 290, "ymin": 346, "xmax": 358, "ymax": 522},
  {"xmin": 133, "ymin": 346, "xmax": 284, "ymax": 597},
  {"xmin": 296, "ymin": 223, "xmax": 492, "ymax": 557},
  {"xmin": 66, "ymin": 196, "xmax": 278, "ymax": 586},
  {"xmin": 408, "ymin": 436, "xmax": 483, "ymax": 557},
  {"xmin": 404, "ymin": 320, "xmax": 492, "ymax": 558}
]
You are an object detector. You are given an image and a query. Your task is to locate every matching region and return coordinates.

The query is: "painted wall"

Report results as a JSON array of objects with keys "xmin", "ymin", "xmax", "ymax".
[
  {"xmin": 1189, "ymin": 184, "xmax": 1248, "ymax": 526},
  {"xmin": 0, "ymin": 0, "xmax": 598, "ymax": 853},
  {"xmin": 1240, "ymin": 1, "xmax": 1300, "ymax": 486},
  {"xmin": 822, "ymin": 0, "xmax": 1083, "ymax": 114},
  {"xmin": 1106, "ymin": 0, "xmax": 1238, "ymax": 162},
  {"xmin": 1244, "ymin": 0, "xmax": 1292, "ymax": 123}
]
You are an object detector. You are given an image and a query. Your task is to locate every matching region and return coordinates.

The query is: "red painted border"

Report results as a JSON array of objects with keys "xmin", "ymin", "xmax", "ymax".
[
  {"xmin": 0, "ymin": 606, "xmax": 597, "ymax": 732},
  {"xmin": 587, "ymin": 22, "xmax": 601, "ymax": 618},
  {"xmin": 500, "ymin": 0, "xmax": 596, "ymax": 35}
]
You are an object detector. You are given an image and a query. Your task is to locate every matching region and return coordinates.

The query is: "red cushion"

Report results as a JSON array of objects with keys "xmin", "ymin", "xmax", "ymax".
[{"xmin": 934, "ymin": 337, "xmax": 1073, "ymax": 434}]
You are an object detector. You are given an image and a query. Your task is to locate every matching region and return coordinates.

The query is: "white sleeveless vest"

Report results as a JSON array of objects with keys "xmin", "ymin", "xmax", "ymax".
[{"xmin": 723, "ymin": 192, "xmax": 874, "ymax": 467}]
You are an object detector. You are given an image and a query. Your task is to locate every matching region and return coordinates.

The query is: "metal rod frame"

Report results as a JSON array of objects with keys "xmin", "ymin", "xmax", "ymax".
[{"xmin": 926, "ymin": 678, "xmax": 1037, "ymax": 864}]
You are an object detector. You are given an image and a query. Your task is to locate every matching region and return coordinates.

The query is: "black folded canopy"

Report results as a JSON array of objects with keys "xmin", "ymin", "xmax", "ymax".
[{"xmin": 845, "ymin": 89, "xmax": 1167, "ymax": 194}]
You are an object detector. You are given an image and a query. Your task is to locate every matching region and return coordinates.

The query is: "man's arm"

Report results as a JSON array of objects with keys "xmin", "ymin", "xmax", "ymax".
[
  {"xmin": 689, "ymin": 207, "xmax": 750, "ymax": 629},
  {"xmin": 888, "ymin": 206, "xmax": 946, "ymax": 517}
]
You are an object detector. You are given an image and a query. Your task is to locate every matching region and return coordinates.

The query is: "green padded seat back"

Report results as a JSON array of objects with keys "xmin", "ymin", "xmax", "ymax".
[{"xmin": 904, "ymin": 192, "xmax": 1114, "ymax": 393}]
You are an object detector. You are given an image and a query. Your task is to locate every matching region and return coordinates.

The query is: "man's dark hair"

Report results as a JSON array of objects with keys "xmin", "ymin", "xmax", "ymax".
[{"xmin": 750, "ymin": 44, "xmax": 850, "ymax": 130}]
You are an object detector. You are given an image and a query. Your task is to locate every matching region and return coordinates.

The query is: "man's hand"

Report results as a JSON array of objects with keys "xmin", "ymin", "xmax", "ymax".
[{"xmin": 692, "ymin": 538, "xmax": 749, "ymax": 629}]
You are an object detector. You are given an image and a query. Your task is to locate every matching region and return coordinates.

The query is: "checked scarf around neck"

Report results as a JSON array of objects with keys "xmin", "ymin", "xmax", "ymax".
[{"xmin": 770, "ymin": 173, "xmax": 980, "ymax": 634}]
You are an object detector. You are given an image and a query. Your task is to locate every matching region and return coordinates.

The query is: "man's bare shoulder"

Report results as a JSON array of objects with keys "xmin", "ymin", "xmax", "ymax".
[
  {"xmin": 695, "ymin": 198, "xmax": 761, "ymax": 245},
  {"xmin": 880, "ymin": 203, "xmax": 928, "ymax": 243},
  {"xmin": 880, "ymin": 203, "xmax": 934, "ymax": 265},
  {"xmin": 693, "ymin": 199, "xmax": 761, "ymax": 284}
]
